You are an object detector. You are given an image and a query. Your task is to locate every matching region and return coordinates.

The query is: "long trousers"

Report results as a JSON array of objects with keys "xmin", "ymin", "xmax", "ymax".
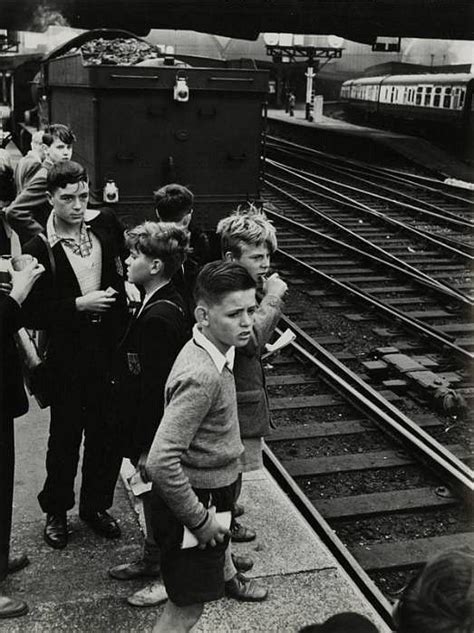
[
  {"xmin": 38, "ymin": 346, "xmax": 122, "ymax": 516},
  {"xmin": 0, "ymin": 415, "xmax": 14, "ymax": 581}
]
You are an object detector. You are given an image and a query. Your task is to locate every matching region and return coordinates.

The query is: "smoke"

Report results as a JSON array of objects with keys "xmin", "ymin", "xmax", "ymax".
[{"xmin": 31, "ymin": 3, "xmax": 70, "ymax": 31}]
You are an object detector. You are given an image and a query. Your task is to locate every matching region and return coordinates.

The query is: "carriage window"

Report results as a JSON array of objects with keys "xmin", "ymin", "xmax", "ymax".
[
  {"xmin": 390, "ymin": 87, "xmax": 396, "ymax": 103},
  {"xmin": 415, "ymin": 86, "xmax": 423, "ymax": 106},
  {"xmin": 433, "ymin": 87, "xmax": 442, "ymax": 107},
  {"xmin": 424, "ymin": 86, "xmax": 433, "ymax": 106},
  {"xmin": 443, "ymin": 87, "xmax": 452, "ymax": 108},
  {"xmin": 459, "ymin": 88, "xmax": 465, "ymax": 108}
]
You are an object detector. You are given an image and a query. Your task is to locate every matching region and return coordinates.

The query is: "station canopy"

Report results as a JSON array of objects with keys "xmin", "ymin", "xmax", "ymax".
[{"xmin": 0, "ymin": 0, "xmax": 473, "ymax": 44}]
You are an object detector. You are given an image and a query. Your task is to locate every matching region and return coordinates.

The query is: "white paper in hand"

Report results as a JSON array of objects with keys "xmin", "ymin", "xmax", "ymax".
[
  {"xmin": 181, "ymin": 506, "xmax": 232, "ymax": 549},
  {"xmin": 264, "ymin": 328, "xmax": 296, "ymax": 355}
]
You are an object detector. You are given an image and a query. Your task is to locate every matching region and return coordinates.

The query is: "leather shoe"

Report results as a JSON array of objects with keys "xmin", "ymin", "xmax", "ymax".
[
  {"xmin": 0, "ymin": 596, "xmax": 28, "ymax": 619},
  {"xmin": 126, "ymin": 581, "xmax": 168, "ymax": 607},
  {"xmin": 234, "ymin": 502, "xmax": 245, "ymax": 518},
  {"xmin": 230, "ymin": 521, "xmax": 256, "ymax": 543},
  {"xmin": 225, "ymin": 573, "xmax": 268, "ymax": 602},
  {"xmin": 8, "ymin": 553, "xmax": 30, "ymax": 574},
  {"xmin": 44, "ymin": 514, "xmax": 68, "ymax": 549},
  {"xmin": 109, "ymin": 559, "xmax": 161, "ymax": 580},
  {"xmin": 80, "ymin": 510, "xmax": 121, "ymax": 539},
  {"xmin": 231, "ymin": 553, "xmax": 254, "ymax": 573}
]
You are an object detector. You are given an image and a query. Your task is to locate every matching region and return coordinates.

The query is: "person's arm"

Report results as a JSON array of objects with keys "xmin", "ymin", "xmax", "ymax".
[
  {"xmin": 136, "ymin": 312, "xmax": 184, "ymax": 455},
  {"xmin": 146, "ymin": 373, "xmax": 215, "ymax": 529},
  {"xmin": 4, "ymin": 170, "xmax": 48, "ymax": 243}
]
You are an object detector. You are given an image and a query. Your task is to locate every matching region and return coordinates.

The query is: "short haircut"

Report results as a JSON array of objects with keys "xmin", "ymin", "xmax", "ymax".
[
  {"xmin": 299, "ymin": 612, "xmax": 379, "ymax": 633},
  {"xmin": 216, "ymin": 205, "xmax": 277, "ymax": 258},
  {"xmin": 46, "ymin": 160, "xmax": 88, "ymax": 193},
  {"xmin": 43, "ymin": 124, "xmax": 76, "ymax": 147},
  {"xmin": 395, "ymin": 548, "xmax": 474, "ymax": 633},
  {"xmin": 125, "ymin": 221, "xmax": 191, "ymax": 278},
  {"xmin": 194, "ymin": 260, "xmax": 256, "ymax": 307},
  {"xmin": 153, "ymin": 183, "xmax": 194, "ymax": 222}
]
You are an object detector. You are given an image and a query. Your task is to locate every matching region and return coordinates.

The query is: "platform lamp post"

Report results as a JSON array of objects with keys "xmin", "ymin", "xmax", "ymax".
[
  {"xmin": 305, "ymin": 53, "xmax": 315, "ymax": 122},
  {"xmin": 264, "ymin": 34, "xmax": 344, "ymax": 120}
]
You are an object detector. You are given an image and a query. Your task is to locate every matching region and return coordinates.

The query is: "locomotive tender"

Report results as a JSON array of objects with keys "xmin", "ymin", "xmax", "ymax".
[{"xmin": 2, "ymin": 29, "xmax": 269, "ymax": 231}]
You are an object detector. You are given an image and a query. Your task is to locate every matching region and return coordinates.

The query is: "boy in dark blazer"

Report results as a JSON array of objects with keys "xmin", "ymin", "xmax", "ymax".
[
  {"xmin": 108, "ymin": 221, "xmax": 190, "ymax": 607},
  {"xmin": 0, "ymin": 258, "xmax": 44, "ymax": 619},
  {"xmin": 22, "ymin": 160, "xmax": 129, "ymax": 549}
]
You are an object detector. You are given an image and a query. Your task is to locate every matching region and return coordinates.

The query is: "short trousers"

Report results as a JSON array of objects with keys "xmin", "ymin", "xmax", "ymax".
[{"xmin": 150, "ymin": 478, "xmax": 238, "ymax": 606}]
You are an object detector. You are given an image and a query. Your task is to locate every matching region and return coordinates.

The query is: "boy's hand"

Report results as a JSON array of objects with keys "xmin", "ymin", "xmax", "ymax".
[
  {"xmin": 193, "ymin": 513, "xmax": 230, "ymax": 549},
  {"xmin": 76, "ymin": 290, "xmax": 116, "ymax": 312},
  {"xmin": 9, "ymin": 259, "xmax": 44, "ymax": 306},
  {"xmin": 125, "ymin": 281, "xmax": 141, "ymax": 303},
  {"xmin": 263, "ymin": 272, "xmax": 287, "ymax": 299}
]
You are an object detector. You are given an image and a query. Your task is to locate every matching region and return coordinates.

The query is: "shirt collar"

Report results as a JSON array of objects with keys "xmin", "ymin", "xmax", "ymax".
[
  {"xmin": 46, "ymin": 209, "xmax": 99, "ymax": 247},
  {"xmin": 192, "ymin": 323, "xmax": 235, "ymax": 373}
]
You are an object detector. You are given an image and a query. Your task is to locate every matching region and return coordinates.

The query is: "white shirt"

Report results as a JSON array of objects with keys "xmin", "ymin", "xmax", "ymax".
[{"xmin": 192, "ymin": 323, "xmax": 235, "ymax": 373}]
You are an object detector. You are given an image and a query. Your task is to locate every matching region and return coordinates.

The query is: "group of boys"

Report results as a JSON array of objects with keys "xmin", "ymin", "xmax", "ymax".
[{"xmin": 0, "ymin": 123, "xmax": 288, "ymax": 631}]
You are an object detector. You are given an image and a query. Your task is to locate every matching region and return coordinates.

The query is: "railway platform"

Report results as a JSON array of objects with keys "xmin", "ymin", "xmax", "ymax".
[
  {"xmin": 1, "ymin": 397, "xmax": 391, "ymax": 632},
  {"xmin": 267, "ymin": 107, "xmax": 474, "ymax": 184}
]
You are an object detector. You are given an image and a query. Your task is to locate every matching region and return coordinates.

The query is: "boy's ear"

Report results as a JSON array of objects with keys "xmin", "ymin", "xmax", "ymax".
[
  {"xmin": 46, "ymin": 191, "xmax": 53, "ymax": 205},
  {"xmin": 194, "ymin": 304, "xmax": 209, "ymax": 326},
  {"xmin": 224, "ymin": 251, "xmax": 234, "ymax": 263},
  {"xmin": 150, "ymin": 258, "xmax": 163, "ymax": 275}
]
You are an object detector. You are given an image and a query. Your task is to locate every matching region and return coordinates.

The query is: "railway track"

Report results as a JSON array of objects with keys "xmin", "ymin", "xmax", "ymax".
[
  {"xmin": 266, "ymin": 136, "xmax": 474, "ymax": 252},
  {"xmin": 261, "ymin": 322, "xmax": 473, "ymax": 627},
  {"xmin": 255, "ymin": 139, "xmax": 473, "ymax": 624}
]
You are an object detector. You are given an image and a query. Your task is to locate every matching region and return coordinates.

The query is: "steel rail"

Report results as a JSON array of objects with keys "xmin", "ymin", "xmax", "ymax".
[
  {"xmin": 266, "ymin": 160, "xmax": 473, "ymax": 262},
  {"xmin": 277, "ymin": 317, "xmax": 474, "ymax": 492},
  {"xmin": 267, "ymin": 135, "xmax": 474, "ymax": 207},
  {"xmin": 263, "ymin": 445, "xmax": 396, "ymax": 628},
  {"xmin": 269, "ymin": 223, "xmax": 474, "ymax": 362},
  {"xmin": 268, "ymin": 156, "xmax": 474, "ymax": 234},
  {"xmin": 265, "ymin": 179, "xmax": 473, "ymax": 306},
  {"xmin": 268, "ymin": 143, "xmax": 474, "ymax": 227}
]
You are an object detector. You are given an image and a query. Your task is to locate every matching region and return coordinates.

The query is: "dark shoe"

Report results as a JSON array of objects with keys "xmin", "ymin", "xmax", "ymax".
[
  {"xmin": 231, "ymin": 553, "xmax": 254, "ymax": 573},
  {"xmin": 225, "ymin": 573, "xmax": 268, "ymax": 602},
  {"xmin": 44, "ymin": 514, "xmax": 68, "ymax": 549},
  {"xmin": 234, "ymin": 503, "xmax": 245, "ymax": 518},
  {"xmin": 80, "ymin": 510, "xmax": 121, "ymax": 539},
  {"xmin": 109, "ymin": 559, "xmax": 161, "ymax": 580},
  {"xmin": 231, "ymin": 521, "xmax": 256, "ymax": 543},
  {"xmin": 0, "ymin": 596, "xmax": 28, "ymax": 619},
  {"xmin": 8, "ymin": 553, "xmax": 30, "ymax": 574}
]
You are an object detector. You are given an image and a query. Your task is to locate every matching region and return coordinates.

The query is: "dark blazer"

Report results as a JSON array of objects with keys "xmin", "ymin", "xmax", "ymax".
[
  {"xmin": 5, "ymin": 161, "xmax": 53, "ymax": 244},
  {"xmin": 110, "ymin": 281, "xmax": 188, "ymax": 460},
  {"xmin": 21, "ymin": 208, "xmax": 128, "ymax": 373},
  {"xmin": 172, "ymin": 256, "xmax": 199, "ymax": 328},
  {"xmin": 0, "ymin": 295, "xmax": 28, "ymax": 420}
]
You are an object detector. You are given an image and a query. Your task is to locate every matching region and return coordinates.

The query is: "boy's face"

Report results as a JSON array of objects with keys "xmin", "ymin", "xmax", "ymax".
[
  {"xmin": 125, "ymin": 249, "xmax": 159, "ymax": 285},
  {"xmin": 197, "ymin": 288, "xmax": 257, "ymax": 354},
  {"xmin": 46, "ymin": 138, "xmax": 73, "ymax": 163},
  {"xmin": 228, "ymin": 243, "xmax": 270, "ymax": 283},
  {"xmin": 48, "ymin": 181, "xmax": 89, "ymax": 226}
]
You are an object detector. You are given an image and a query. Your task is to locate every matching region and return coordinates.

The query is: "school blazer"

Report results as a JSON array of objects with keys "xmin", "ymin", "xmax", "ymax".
[
  {"xmin": 0, "ymin": 295, "xmax": 28, "ymax": 420},
  {"xmin": 110, "ymin": 281, "xmax": 188, "ymax": 460},
  {"xmin": 21, "ymin": 208, "xmax": 128, "ymax": 369}
]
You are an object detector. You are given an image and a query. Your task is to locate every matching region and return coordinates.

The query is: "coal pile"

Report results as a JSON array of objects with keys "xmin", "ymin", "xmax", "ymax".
[{"xmin": 81, "ymin": 38, "xmax": 159, "ymax": 66}]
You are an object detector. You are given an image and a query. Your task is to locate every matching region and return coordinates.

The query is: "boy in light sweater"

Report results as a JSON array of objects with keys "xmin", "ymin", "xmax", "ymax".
[{"xmin": 146, "ymin": 261, "xmax": 262, "ymax": 632}]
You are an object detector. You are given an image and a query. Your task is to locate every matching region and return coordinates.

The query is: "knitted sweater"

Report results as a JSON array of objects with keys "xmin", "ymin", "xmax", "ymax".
[{"xmin": 147, "ymin": 338, "xmax": 243, "ymax": 530}]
